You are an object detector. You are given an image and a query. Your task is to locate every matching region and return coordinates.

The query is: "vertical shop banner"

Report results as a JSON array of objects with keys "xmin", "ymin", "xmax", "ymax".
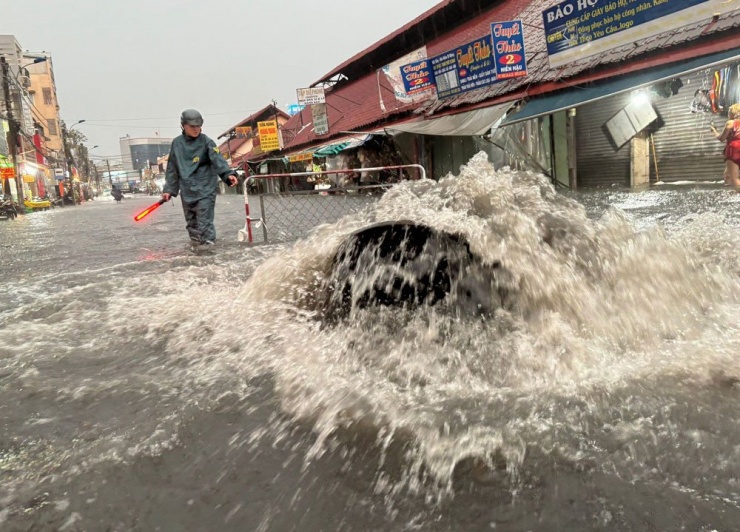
[
  {"xmin": 543, "ymin": 0, "xmax": 731, "ymax": 68},
  {"xmin": 382, "ymin": 47, "xmax": 429, "ymax": 103},
  {"xmin": 431, "ymin": 50, "xmax": 459, "ymax": 99},
  {"xmin": 401, "ymin": 59, "xmax": 434, "ymax": 95},
  {"xmin": 490, "ymin": 20, "xmax": 527, "ymax": 80},
  {"xmin": 400, "ymin": 59, "xmax": 436, "ymax": 95},
  {"xmin": 431, "ymin": 37, "xmax": 498, "ymax": 100},
  {"xmin": 311, "ymin": 104, "xmax": 330, "ymax": 136},
  {"xmin": 257, "ymin": 120, "xmax": 280, "ymax": 152}
]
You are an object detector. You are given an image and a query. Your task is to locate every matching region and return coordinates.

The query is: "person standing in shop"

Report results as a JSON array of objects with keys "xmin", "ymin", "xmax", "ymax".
[
  {"xmin": 162, "ymin": 109, "xmax": 238, "ymax": 245},
  {"xmin": 711, "ymin": 103, "xmax": 740, "ymax": 187}
]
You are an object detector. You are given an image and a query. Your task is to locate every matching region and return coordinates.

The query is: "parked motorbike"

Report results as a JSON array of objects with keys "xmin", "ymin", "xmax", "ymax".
[{"xmin": 0, "ymin": 197, "xmax": 18, "ymax": 220}]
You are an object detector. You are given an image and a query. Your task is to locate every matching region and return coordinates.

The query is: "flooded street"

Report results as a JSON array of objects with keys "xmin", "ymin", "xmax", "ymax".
[{"xmin": 2, "ymin": 156, "xmax": 740, "ymax": 531}]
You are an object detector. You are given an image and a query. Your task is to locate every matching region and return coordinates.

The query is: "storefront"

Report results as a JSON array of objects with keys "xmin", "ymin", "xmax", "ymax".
[{"xmin": 499, "ymin": 48, "xmax": 740, "ymax": 187}]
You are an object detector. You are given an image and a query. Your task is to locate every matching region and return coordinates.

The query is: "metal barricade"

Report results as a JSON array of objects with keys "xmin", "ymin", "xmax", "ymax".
[{"xmin": 239, "ymin": 165, "xmax": 426, "ymax": 244}]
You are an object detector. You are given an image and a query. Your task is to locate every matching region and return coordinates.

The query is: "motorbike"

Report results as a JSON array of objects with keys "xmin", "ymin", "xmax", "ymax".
[{"xmin": 0, "ymin": 197, "xmax": 18, "ymax": 220}]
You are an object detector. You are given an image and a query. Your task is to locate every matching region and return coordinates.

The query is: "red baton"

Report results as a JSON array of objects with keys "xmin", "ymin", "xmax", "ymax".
[{"xmin": 134, "ymin": 199, "xmax": 166, "ymax": 222}]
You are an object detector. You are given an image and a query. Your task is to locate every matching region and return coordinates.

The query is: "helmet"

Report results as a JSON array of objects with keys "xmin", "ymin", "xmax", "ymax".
[{"xmin": 180, "ymin": 109, "xmax": 203, "ymax": 126}]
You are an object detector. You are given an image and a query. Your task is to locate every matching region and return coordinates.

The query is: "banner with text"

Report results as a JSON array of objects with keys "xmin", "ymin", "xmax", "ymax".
[
  {"xmin": 257, "ymin": 120, "xmax": 280, "ymax": 152},
  {"xmin": 543, "ymin": 0, "xmax": 732, "ymax": 68},
  {"xmin": 382, "ymin": 47, "xmax": 429, "ymax": 103},
  {"xmin": 288, "ymin": 153, "xmax": 314, "ymax": 163},
  {"xmin": 311, "ymin": 104, "xmax": 329, "ymax": 136},
  {"xmin": 296, "ymin": 87, "xmax": 326, "ymax": 106},
  {"xmin": 431, "ymin": 36, "xmax": 498, "ymax": 100},
  {"xmin": 491, "ymin": 20, "xmax": 528, "ymax": 80},
  {"xmin": 400, "ymin": 59, "xmax": 436, "ymax": 95},
  {"xmin": 235, "ymin": 126, "xmax": 253, "ymax": 139}
]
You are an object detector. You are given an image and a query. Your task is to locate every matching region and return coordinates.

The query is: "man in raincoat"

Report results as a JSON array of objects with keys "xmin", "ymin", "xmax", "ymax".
[{"xmin": 162, "ymin": 109, "xmax": 238, "ymax": 245}]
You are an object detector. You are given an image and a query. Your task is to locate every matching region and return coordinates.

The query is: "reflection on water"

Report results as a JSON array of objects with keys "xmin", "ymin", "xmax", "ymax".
[{"xmin": 1, "ymin": 154, "xmax": 739, "ymax": 530}]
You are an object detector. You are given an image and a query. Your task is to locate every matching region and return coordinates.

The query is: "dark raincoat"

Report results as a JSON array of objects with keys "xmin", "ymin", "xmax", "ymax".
[
  {"xmin": 163, "ymin": 133, "xmax": 235, "ymax": 202},
  {"xmin": 164, "ymin": 133, "xmax": 236, "ymax": 243}
]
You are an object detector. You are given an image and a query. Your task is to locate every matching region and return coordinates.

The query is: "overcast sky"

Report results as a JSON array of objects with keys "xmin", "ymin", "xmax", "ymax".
[{"xmin": 4, "ymin": 0, "xmax": 440, "ymax": 163}]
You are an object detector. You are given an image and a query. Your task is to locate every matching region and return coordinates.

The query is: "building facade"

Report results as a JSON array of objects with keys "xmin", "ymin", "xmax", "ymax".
[
  {"xmin": 119, "ymin": 136, "xmax": 172, "ymax": 172},
  {"xmin": 255, "ymin": 0, "xmax": 739, "ymax": 189},
  {"xmin": 24, "ymin": 52, "xmax": 62, "ymax": 156},
  {"xmin": 1, "ymin": 34, "xmax": 55, "ymax": 200}
]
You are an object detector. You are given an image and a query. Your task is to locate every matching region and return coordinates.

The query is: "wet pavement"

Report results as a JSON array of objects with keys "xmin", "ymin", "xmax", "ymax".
[{"xmin": 1, "ymin": 164, "xmax": 740, "ymax": 531}]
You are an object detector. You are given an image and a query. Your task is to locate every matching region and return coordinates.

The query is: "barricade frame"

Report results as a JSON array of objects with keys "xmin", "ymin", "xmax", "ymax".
[{"xmin": 239, "ymin": 164, "xmax": 426, "ymax": 244}]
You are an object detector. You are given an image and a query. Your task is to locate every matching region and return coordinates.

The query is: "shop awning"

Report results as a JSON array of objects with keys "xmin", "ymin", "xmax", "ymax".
[
  {"xmin": 312, "ymin": 134, "xmax": 373, "ymax": 157},
  {"xmin": 386, "ymin": 102, "xmax": 514, "ymax": 136},
  {"xmin": 501, "ymin": 47, "xmax": 740, "ymax": 126}
]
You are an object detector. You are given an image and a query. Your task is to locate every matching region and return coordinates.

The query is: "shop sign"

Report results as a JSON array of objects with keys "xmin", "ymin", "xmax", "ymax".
[
  {"xmin": 431, "ymin": 36, "xmax": 498, "ymax": 100},
  {"xmin": 383, "ymin": 47, "xmax": 429, "ymax": 103},
  {"xmin": 0, "ymin": 167, "xmax": 14, "ymax": 179},
  {"xmin": 297, "ymin": 87, "xmax": 326, "ymax": 106},
  {"xmin": 288, "ymin": 153, "xmax": 313, "ymax": 163},
  {"xmin": 312, "ymin": 104, "xmax": 329, "ymax": 136},
  {"xmin": 22, "ymin": 174, "xmax": 36, "ymax": 183},
  {"xmin": 542, "ymin": 0, "xmax": 730, "ymax": 68},
  {"xmin": 235, "ymin": 126, "xmax": 253, "ymax": 139},
  {"xmin": 286, "ymin": 104, "xmax": 305, "ymax": 116},
  {"xmin": 399, "ymin": 59, "xmax": 436, "ymax": 95},
  {"xmin": 491, "ymin": 20, "xmax": 527, "ymax": 80},
  {"xmin": 257, "ymin": 120, "xmax": 280, "ymax": 152}
]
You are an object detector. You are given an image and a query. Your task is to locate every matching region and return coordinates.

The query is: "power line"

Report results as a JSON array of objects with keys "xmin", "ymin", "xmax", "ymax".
[
  {"xmin": 78, "ymin": 123, "xmax": 240, "ymax": 129},
  {"xmin": 82, "ymin": 109, "xmax": 260, "ymax": 122},
  {"xmin": 4, "ymin": 73, "xmax": 51, "ymax": 133}
]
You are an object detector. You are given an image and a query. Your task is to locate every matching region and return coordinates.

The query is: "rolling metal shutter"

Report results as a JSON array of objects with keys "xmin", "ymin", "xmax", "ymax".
[
  {"xmin": 575, "ymin": 92, "xmax": 632, "ymax": 188},
  {"xmin": 650, "ymin": 69, "xmax": 727, "ymax": 183}
]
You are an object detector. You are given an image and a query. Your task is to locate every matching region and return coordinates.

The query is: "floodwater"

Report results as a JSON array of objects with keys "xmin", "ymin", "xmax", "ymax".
[{"xmin": 1, "ymin": 154, "xmax": 739, "ymax": 531}]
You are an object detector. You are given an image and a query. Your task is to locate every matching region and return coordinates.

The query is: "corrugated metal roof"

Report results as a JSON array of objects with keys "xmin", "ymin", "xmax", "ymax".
[
  {"xmin": 420, "ymin": 1, "xmax": 740, "ymax": 115},
  {"xmin": 217, "ymin": 104, "xmax": 290, "ymax": 139},
  {"xmin": 317, "ymin": 0, "xmax": 456, "ymax": 83},
  {"xmin": 317, "ymin": 0, "xmax": 523, "ymax": 84},
  {"xmin": 280, "ymin": 0, "xmax": 530, "ymax": 154},
  {"xmin": 276, "ymin": 0, "xmax": 739, "ymax": 156},
  {"xmin": 217, "ymin": 137, "xmax": 248, "ymax": 154},
  {"xmin": 279, "ymin": 71, "xmax": 419, "ymax": 152}
]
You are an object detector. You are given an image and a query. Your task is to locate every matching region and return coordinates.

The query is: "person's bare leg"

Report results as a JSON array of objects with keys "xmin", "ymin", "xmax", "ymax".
[{"xmin": 727, "ymin": 161, "xmax": 740, "ymax": 187}]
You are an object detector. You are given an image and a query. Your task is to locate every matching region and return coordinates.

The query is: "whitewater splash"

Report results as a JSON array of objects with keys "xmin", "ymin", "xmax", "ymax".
[
  {"xmin": 227, "ymin": 152, "xmax": 740, "ymax": 500},
  {"xmin": 2, "ymin": 153, "xmax": 739, "ymax": 529}
]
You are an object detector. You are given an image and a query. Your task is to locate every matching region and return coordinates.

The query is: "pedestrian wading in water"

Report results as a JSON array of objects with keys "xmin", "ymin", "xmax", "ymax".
[
  {"xmin": 711, "ymin": 103, "xmax": 740, "ymax": 188},
  {"xmin": 162, "ymin": 109, "xmax": 238, "ymax": 245}
]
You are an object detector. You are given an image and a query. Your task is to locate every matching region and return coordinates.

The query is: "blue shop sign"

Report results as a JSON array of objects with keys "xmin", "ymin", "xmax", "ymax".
[
  {"xmin": 491, "ymin": 20, "xmax": 528, "ymax": 80},
  {"xmin": 431, "ymin": 36, "xmax": 498, "ymax": 100},
  {"xmin": 399, "ymin": 59, "xmax": 436, "ymax": 95},
  {"xmin": 543, "ymin": 0, "xmax": 709, "ymax": 65}
]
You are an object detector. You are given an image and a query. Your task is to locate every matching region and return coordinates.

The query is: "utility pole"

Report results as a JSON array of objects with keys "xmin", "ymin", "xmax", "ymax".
[
  {"xmin": 106, "ymin": 159, "xmax": 113, "ymax": 186},
  {"xmin": 61, "ymin": 124, "xmax": 77, "ymax": 204},
  {"xmin": 91, "ymin": 160, "xmax": 100, "ymax": 196},
  {"xmin": 1, "ymin": 56, "xmax": 25, "ymax": 211}
]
